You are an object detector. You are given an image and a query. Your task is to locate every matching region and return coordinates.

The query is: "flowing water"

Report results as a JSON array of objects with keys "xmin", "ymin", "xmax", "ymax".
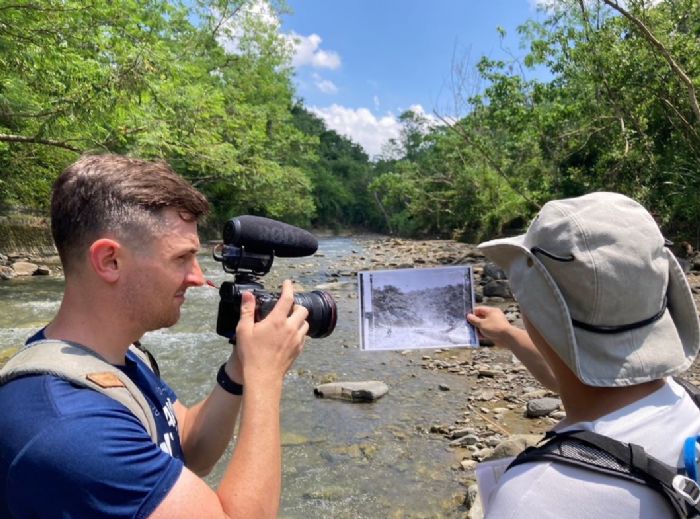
[{"xmin": 0, "ymin": 236, "xmax": 472, "ymax": 518}]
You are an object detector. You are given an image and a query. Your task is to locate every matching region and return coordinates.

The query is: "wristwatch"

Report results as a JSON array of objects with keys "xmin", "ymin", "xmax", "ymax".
[{"xmin": 216, "ymin": 363, "xmax": 244, "ymax": 395}]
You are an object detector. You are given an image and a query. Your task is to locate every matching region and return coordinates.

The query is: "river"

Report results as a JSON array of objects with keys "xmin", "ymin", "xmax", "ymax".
[{"xmin": 0, "ymin": 236, "xmax": 474, "ymax": 518}]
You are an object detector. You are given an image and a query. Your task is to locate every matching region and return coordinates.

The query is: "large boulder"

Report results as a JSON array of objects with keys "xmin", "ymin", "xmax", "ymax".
[
  {"xmin": 313, "ymin": 381, "xmax": 389, "ymax": 402},
  {"xmin": 483, "ymin": 280, "xmax": 512, "ymax": 298},
  {"xmin": 483, "ymin": 262, "xmax": 508, "ymax": 281},
  {"xmin": 11, "ymin": 261, "xmax": 38, "ymax": 276}
]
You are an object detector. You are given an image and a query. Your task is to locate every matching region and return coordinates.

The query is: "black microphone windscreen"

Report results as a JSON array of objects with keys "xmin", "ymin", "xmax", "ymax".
[{"xmin": 224, "ymin": 215, "xmax": 318, "ymax": 257}]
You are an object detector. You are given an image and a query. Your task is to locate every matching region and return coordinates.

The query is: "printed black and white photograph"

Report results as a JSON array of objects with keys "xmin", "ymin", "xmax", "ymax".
[{"xmin": 358, "ymin": 265, "xmax": 478, "ymax": 351}]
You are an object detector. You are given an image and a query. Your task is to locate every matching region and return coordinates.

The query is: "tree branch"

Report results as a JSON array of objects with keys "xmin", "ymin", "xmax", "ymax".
[
  {"xmin": 601, "ymin": 0, "xmax": 700, "ymax": 124},
  {"xmin": 0, "ymin": 134, "xmax": 81, "ymax": 152},
  {"xmin": 372, "ymin": 190, "xmax": 394, "ymax": 235},
  {"xmin": 433, "ymin": 113, "xmax": 540, "ymax": 211}
]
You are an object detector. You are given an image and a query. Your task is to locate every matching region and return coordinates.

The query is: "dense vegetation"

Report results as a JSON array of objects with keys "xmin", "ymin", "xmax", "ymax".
[{"xmin": 2, "ymin": 0, "xmax": 699, "ymax": 245}]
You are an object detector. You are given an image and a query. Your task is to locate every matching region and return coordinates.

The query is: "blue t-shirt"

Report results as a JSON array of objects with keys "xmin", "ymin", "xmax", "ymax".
[{"xmin": 0, "ymin": 331, "xmax": 185, "ymax": 518}]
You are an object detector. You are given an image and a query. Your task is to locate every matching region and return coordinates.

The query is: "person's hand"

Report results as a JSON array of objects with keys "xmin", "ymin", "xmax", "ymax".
[
  {"xmin": 234, "ymin": 280, "xmax": 309, "ymax": 388},
  {"xmin": 467, "ymin": 306, "xmax": 513, "ymax": 347}
]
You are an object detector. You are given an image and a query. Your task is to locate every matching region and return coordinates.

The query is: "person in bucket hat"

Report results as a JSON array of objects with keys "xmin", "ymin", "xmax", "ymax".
[{"xmin": 467, "ymin": 192, "xmax": 700, "ymax": 518}]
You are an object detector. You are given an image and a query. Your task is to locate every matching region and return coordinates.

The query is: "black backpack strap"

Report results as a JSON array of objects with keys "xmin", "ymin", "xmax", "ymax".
[
  {"xmin": 508, "ymin": 430, "xmax": 700, "ymax": 518},
  {"xmin": 131, "ymin": 341, "xmax": 161, "ymax": 378}
]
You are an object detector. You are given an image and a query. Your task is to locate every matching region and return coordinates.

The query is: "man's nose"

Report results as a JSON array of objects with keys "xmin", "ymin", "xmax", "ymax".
[{"xmin": 187, "ymin": 258, "xmax": 205, "ymax": 287}]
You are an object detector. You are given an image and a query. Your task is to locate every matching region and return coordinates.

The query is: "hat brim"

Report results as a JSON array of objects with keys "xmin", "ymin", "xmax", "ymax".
[{"xmin": 479, "ymin": 236, "xmax": 700, "ymax": 386}]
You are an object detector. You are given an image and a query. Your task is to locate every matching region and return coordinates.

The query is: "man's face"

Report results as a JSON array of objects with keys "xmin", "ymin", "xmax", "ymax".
[{"xmin": 120, "ymin": 208, "xmax": 204, "ymax": 332}]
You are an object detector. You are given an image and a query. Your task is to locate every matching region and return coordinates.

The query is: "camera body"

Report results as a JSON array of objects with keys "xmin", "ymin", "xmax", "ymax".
[{"xmin": 214, "ymin": 216, "xmax": 337, "ymax": 342}]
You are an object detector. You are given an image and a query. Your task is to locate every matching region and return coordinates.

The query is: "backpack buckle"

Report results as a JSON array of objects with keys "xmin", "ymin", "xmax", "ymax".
[{"xmin": 673, "ymin": 474, "xmax": 700, "ymax": 505}]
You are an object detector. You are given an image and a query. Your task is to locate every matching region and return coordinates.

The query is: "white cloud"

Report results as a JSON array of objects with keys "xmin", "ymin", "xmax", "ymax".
[
  {"xmin": 212, "ymin": 3, "xmax": 343, "ymax": 73},
  {"xmin": 312, "ymin": 73, "xmax": 338, "ymax": 94},
  {"xmin": 215, "ymin": 0, "xmax": 279, "ymax": 55},
  {"xmin": 286, "ymin": 32, "xmax": 341, "ymax": 69},
  {"xmin": 310, "ymin": 104, "xmax": 402, "ymax": 158},
  {"xmin": 373, "ymin": 95, "xmax": 380, "ymax": 110},
  {"xmin": 309, "ymin": 103, "xmax": 447, "ymax": 158},
  {"xmin": 406, "ymin": 104, "xmax": 443, "ymax": 126}
]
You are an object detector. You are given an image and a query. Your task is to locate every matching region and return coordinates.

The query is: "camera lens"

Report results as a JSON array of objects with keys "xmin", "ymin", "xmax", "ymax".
[{"xmin": 293, "ymin": 290, "xmax": 337, "ymax": 338}]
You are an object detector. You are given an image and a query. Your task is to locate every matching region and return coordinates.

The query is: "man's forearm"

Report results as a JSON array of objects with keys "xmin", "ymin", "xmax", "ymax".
[
  {"xmin": 502, "ymin": 326, "xmax": 559, "ymax": 392},
  {"xmin": 217, "ymin": 381, "xmax": 283, "ymax": 519},
  {"xmin": 176, "ymin": 387, "xmax": 242, "ymax": 476}
]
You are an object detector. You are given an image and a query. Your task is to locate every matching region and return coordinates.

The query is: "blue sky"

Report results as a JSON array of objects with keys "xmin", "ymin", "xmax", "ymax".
[{"xmin": 278, "ymin": 1, "xmax": 549, "ymax": 157}]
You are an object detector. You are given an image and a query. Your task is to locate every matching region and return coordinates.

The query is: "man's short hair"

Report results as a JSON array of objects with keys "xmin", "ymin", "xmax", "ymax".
[{"xmin": 51, "ymin": 154, "xmax": 209, "ymax": 272}]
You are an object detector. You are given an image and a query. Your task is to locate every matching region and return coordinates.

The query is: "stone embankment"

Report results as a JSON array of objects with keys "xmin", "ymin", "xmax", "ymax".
[{"xmin": 0, "ymin": 213, "xmax": 59, "ymax": 280}]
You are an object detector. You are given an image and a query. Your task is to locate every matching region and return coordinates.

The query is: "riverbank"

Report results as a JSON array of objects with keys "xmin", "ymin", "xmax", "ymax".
[
  {"xmin": 4, "ymin": 234, "xmax": 700, "ymax": 517},
  {"xmin": 0, "ymin": 212, "xmax": 60, "ymax": 280},
  {"xmin": 329, "ymin": 235, "xmax": 700, "ymax": 517}
]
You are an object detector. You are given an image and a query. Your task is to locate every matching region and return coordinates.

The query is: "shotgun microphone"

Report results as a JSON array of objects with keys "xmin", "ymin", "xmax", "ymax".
[{"xmin": 222, "ymin": 215, "xmax": 318, "ymax": 257}]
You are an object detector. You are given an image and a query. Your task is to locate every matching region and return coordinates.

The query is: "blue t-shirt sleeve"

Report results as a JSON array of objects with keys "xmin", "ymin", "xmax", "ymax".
[{"xmin": 8, "ymin": 406, "xmax": 183, "ymax": 519}]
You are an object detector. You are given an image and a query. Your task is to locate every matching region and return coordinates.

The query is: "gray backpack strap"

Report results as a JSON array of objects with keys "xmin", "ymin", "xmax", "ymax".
[{"xmin": 0, "ymin": 339, "xmax": 158, "ymax": 444}]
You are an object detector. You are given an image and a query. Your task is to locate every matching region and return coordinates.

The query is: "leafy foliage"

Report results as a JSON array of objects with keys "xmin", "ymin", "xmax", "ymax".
[
  {"xmin": 369, "ymin": 0, "xmax": 700, "ymax": 243},
  {"xmin": 3, "ymin": 0, "xmax": 700, "ymax": 246}
]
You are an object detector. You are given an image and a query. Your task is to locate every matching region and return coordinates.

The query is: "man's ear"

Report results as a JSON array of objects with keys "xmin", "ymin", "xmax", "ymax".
[{"xmin": 89, "ymin": 239, "xmax": 122, "ymax": 283}]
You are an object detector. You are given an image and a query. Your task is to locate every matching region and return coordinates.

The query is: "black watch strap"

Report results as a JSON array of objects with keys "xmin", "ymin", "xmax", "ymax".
[{"xmin": 217, "ymin": 363, "xmax": 243, "ymax": 395}]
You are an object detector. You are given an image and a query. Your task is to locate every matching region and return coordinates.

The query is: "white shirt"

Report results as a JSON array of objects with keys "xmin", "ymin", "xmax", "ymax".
[{"xmin": 482, "ymin": 378, "xmax": 700, "ymax": 518}]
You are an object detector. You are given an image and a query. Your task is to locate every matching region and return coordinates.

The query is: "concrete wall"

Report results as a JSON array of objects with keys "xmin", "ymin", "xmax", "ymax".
[{"xmin": 0, "ymin": 214, "xmax": 56, "ymax": 257}]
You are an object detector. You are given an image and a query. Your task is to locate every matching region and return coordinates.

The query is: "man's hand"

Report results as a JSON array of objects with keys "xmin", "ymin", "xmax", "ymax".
[
  {"xmin": 467, "ymin": 306, "xmax": 513, "ymax": 347},
  {"xmin": 468, "ymin": 306, "xmax": 559, "ymax": 391},
  {"xmin": 235, "ymin": 280, "xmax": 309, "ymax": 387}
]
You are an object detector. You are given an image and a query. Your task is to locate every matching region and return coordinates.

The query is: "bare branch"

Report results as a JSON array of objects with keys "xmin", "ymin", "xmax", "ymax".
[
  {"xmin": 661, "ymin": 97, "xmax": 700, "ymax": 144},
  {"xmin": 601, "ymin": 0, "xmax": 700, "ymax": 124},
  {"xmin": 433, "ymin": 112, "xmax": 540, "ymax": 211},
  {"xmin": 372, "ymin": 191, "xmax": 394, "ymax": 235},
  {"xmin": 0, "ymin": 134, "xmax": 81, "ymax": 152}
]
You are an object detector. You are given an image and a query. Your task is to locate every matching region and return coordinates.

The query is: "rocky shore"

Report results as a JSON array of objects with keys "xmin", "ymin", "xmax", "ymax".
[
  {"xmin": 5, "ymin": 234, "xmax": 700, "ymax": 517},
  {"xmin": 326, "ymin": 235, "xmax": 700, "ymax": 518},
  {"xmin": 0, "ymin": 254, "xmax": 59, "ymax": 280}
]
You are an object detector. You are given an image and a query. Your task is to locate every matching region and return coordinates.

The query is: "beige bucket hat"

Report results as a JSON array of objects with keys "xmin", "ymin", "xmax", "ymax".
[{"xmin": 479, "ymin": 192, "xmax": 700, "ymax": 386}]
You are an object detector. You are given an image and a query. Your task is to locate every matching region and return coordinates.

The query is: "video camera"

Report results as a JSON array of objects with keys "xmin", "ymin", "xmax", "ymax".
[{"xmin": 213, "ymin": 215, "xmax": 337, "ymax": 342}]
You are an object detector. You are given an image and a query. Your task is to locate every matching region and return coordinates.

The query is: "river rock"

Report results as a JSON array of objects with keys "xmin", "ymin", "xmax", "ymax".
[
  {"xmin": 487, "ymin": 434, "xmax": 543, "ymax": 459},
  {"xmin": 521, "ymin": 389, "xmax": 551, "ymax": 400},
  {"xmin": 450, "ymin": 427, "xmax": 476, "ymax": 439},
  {"xmin": 482, "ymin": 279, "xmax": 512, "ymax": 298},
  {"xmin": 35, "ymin": 265, "xmax": 51, "ymax": 276},
  {"xmin": 465, "ymin": 483, "xmax": 483, "ymax": 519},
  {"xmin": 11, "ymin": 261, "xmax": 38, "ymax": 276},
  {"xmin": 461, "ymin": 459, "xmax": 478, "ymax": 471},
  {"xmin": 483, "ymin": 262, "xmax": 507, "ymax": 280},
  {"xmin": 450, "ymin": 433, "xmax": 479, "ymax": 447},
  {"xmin": 0, "ymin": 266, "xmax": 14, "ymax": 280},
  {"xmin": 313, "ymin": 381, "xmax": 389, "ymax": 402},
  {"xmin": 525, "ymin": 397, "xmax": 562, "ymax": 418}
]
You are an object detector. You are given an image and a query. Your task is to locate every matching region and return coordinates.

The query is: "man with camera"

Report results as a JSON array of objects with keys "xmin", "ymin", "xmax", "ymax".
[
  {"xmin": 467, "ymin": 192, "xmax": 700, "ymax": 518},
  {"xmin": 0, "ymin": 154, "xmax": 308, "ymax": 518}
]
